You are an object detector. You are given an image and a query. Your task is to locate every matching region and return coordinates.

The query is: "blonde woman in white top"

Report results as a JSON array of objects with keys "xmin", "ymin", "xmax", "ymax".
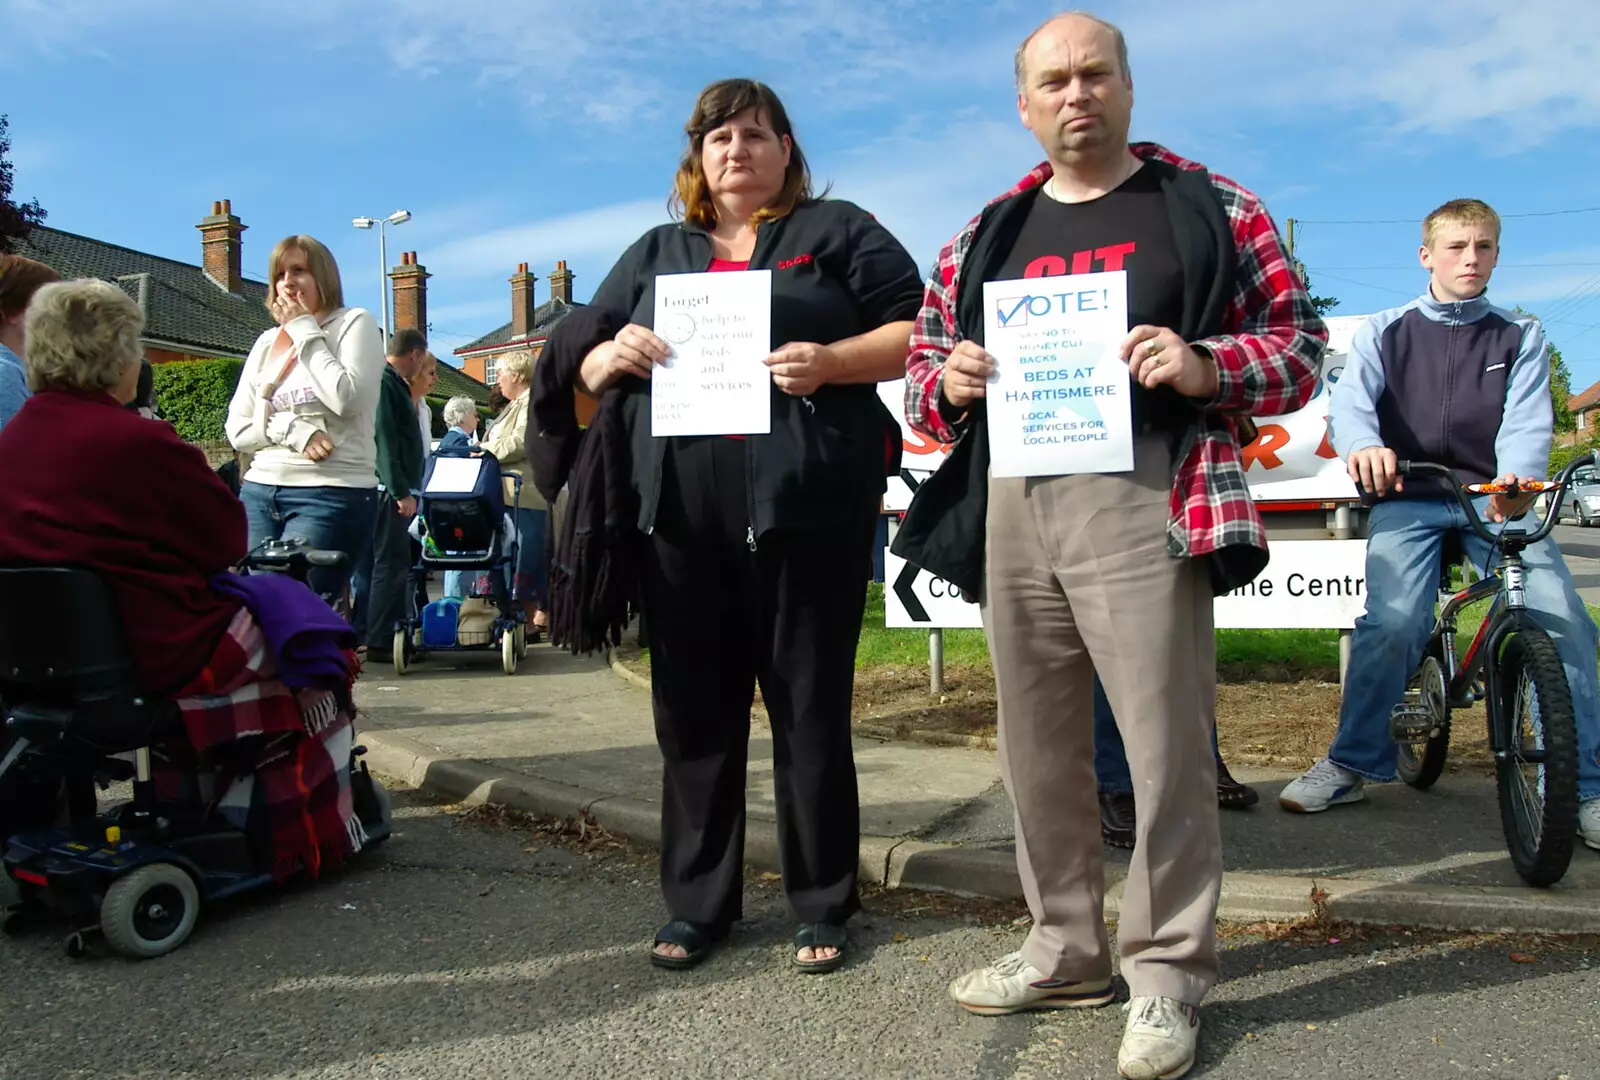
[{"xmin": 225, "ymin": 235, "xmax": 384, "ymax": 604}]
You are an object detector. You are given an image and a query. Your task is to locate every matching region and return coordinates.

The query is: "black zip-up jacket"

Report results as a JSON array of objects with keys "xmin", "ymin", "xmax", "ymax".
[{"xmin": 568, "ymin": 198, "xmax": 924, "ymax": 539}]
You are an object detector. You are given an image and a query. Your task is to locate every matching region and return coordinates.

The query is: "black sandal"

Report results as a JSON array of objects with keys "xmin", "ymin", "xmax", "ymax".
[
  {"xmin": 792, "ymin": 923, "xmax": 848, "ymax": 974},
  {"xmin": 650, "ymin": 920, "xmax": 718, "ymax": 970}
]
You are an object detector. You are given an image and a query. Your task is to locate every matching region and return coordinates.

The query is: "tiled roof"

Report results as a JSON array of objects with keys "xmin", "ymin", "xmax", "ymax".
[
  {"xmin": 1571, "ymin": 378, "xmax": 1600, "ymax": 413},
  {"xmin": 454, "ymin": 296, "xmax": 582, "ymax": 355},
  {"xmin": 431, "ymin": 356, "xmax": 491, "ymax": 405},
  {"xmin": 15, "ymin": 226, "xmax": 277, "ymax": 357}
]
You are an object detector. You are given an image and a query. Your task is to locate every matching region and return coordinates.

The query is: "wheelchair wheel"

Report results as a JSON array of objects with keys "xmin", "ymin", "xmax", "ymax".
[
  {"xmin": 1396, "ymin": 654, "xmax": 1451, "ymax": 789},
  {"xmin": 101, "ymin": 862, "xmax": 200, "ymax": 959},
  {"xmin": 501, "ymin": 629, "xmax": 518, "ymax": 675},
  {"xmin": 514, "ymin": 623, "xmax": 528, "ymax": 660},
  {"xmin": 1494, "ymin": 629, "xmax": 1578, "ymax": 888},
  {"xmin": 392, "ymin": 628, "xmax": 410, "ymax": 676}
]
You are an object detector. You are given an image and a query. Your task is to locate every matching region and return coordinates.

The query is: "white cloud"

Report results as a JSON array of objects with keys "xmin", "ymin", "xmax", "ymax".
[
  {"xmin": 1119, "ymin": 0, "xmax": 1600, "ymax": 149},
  {"xmin": 423, "ymin": 197, "xmax": 666, "ymax": 281}
]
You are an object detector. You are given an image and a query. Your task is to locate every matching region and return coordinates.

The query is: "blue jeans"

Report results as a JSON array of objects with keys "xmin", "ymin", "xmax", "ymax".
[
  {"xmin": 241, "ymin": 481, "xmax": 377, "ymax": 614},
  {"xmin": 1329, "ymin": 495, "xmax": 1600, "ymax": 800},
  {"xmin": 1095, "ymin": 672, "xmax": 1221, "ymax": 794}
]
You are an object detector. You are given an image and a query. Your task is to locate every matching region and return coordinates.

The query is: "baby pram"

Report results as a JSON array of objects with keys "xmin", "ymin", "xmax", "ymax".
[{"xmin": 392, "ymin": 445, "xmax": 527, "ymax": 675}]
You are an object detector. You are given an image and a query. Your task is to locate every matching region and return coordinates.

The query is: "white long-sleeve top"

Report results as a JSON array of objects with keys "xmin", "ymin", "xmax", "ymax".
[{"xmin": 225, "ymin": 307, "xmax": 385, "ymax": 488}]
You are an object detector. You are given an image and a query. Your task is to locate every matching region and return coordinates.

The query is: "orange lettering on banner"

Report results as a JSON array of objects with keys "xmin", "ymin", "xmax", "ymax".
[
  {"xmin": 903, "ymin": 429, "xmax": 952, "ymax": 457},
  {"xmin": 1315, "ymin": 417, "xmax": 1337, "ymax": 459},
  {"xmin": 1241, "ymin": 424, "xmax": 1291, "ymax": 470}
]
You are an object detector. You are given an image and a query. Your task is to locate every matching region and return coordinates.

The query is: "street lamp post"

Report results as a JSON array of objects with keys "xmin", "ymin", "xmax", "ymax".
[{"xmin": 352, "ymin": 209, "xmax": 412, "ymax": 346}]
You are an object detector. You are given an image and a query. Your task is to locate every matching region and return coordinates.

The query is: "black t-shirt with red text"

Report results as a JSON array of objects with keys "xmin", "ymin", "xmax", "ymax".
[{"xmin": 995, "ymin": 164, "xmax": 1190, "ymax": 433}]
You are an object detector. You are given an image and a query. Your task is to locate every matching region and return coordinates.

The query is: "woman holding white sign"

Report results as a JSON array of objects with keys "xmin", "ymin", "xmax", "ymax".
[{"xmin": 530, "ymin": 79, "xmax": 922, "ymax": 974}]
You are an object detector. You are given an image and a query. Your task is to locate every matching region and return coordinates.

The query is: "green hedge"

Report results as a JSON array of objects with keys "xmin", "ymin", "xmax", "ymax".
[{"xmin": 152, "ymin": 358, "xmax": 244, "ymax": 443}]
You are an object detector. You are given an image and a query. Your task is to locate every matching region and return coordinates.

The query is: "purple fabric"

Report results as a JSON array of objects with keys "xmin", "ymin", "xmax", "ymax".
[{"xmin": 209, "ymin": 571, "xmax": 356, "ymax": 688}]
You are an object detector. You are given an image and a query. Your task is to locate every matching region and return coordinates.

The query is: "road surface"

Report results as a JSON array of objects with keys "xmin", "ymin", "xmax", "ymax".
[{"xmin": 2, "ymin": 787, "xmax": 1596, "ymax": 1080}]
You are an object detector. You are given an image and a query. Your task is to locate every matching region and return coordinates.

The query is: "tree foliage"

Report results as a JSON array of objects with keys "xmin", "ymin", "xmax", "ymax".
[
  {"xmin": 1299, "ymin": 269, "xmax": 1339, "ymax": 318},
  {"xmin": 0, "ymin": 115, "xmax": 47, "ymax": 254}
]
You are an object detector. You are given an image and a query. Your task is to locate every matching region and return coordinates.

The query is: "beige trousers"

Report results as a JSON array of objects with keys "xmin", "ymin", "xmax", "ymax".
[{"xmin": 981, "ymin": 433, "xmax": 1222, "ymax": 1004}]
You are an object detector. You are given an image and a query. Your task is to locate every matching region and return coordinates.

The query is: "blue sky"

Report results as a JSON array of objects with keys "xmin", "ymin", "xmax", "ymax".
[{"xmin": 5, "ymin": 0, "xmax": 1600, "ymax": 385}]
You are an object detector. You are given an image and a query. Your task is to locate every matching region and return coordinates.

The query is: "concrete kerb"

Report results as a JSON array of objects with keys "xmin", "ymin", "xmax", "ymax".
[{"xmin": 355, "ymin": 665, "xmax": 1600, "ymax": 936}]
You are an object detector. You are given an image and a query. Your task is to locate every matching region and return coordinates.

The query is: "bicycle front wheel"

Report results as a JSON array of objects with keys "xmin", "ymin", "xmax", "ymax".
[{"xmin": 1493, "ymin": 627, "xmax": 1579, "ymax": 887}]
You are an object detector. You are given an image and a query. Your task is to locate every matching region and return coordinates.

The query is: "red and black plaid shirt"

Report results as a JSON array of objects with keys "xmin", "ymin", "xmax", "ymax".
[{"xmin": 905, "ymin": 142, "xmax": 1327, "ymax": 562}]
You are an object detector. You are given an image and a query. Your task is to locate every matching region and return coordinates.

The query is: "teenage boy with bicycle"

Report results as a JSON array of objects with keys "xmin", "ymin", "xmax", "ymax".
[{"xmin": 1279, "ymin": 198, "xmax": 1600, "ymax": 851}]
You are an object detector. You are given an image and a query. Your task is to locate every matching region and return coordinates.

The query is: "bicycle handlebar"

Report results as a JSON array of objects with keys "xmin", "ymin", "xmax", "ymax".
[{"xmin": 1395, "ymin": 451, "xmax": 1596, "ymax": 547}]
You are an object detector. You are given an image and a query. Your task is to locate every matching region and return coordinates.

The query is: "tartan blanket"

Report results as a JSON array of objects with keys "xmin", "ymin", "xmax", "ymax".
[{"xmin": 158, "ymin": 607, "xmax": 368, "ymax": 882}]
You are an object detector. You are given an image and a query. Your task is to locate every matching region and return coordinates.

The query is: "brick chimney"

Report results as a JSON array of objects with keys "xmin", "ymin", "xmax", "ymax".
[
  {"xmin": 548, "ymin": 259, "xmax": 574, "ymax": 305},
  {"xmin": 389, "ymin": 251, "xmax": 431, "ymax": 333},
  {"xmin": 510, "ymin": 262, "xmax": 538, "ymax": 338},
  {"xmin": 197, "ymin": 199, "xmax": 247, "ymax": 293}
]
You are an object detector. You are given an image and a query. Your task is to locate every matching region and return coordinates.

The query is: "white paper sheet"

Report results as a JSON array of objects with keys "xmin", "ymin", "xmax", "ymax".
[
  {"xmin": 982, "ymin": 270, "xmax": 1133, "ymax": 478},
  {"xmin": 651, "ymin": 269, "xmax": 772, "ymax": 437},
  {"xmin": 424, "ymin": 455, "xmax": 484, "ymax": 494}
]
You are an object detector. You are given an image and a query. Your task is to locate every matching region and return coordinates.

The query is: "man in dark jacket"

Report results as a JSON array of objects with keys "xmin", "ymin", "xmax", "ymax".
[
  {"xmin": 899, "ymin": 14, "xmax": 1324, "ymax": 1079},
  {"xmin": 351, "ymin": 327, "xmax": 427, "ymax": 657}
]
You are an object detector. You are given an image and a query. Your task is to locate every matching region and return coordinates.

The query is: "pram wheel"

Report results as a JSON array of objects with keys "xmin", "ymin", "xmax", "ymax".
[
  {"xmin": 501, "ymin": 630, "xmax": 518, "ymax": 675},
  {"xmin": 392, "ymin": 628, "xmax": 410, "ymax": 676},
  {"xmin": 101, "ymin": 862, "xmax": 200, "ymax": 959}
]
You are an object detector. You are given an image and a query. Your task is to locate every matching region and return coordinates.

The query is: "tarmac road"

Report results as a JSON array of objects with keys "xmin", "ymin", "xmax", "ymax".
[{"xmin": 1, "ymin": 786, "xmax": 1597, "ymax": 1080}]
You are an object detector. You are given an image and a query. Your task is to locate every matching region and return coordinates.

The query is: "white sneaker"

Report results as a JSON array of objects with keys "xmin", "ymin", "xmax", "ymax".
[
  {"xmin": 1580, "ymin": 798, "xmax": 1600, "ymax": 851},
  {"xmin": 1118, "ymin": 996, "xmax": 1200, "ymax": 1079},
  {"xmin": 948, "ymin": 950, "xmax": 1114, "ymax": 1016},
  {"xmin": 1279, "ymin": 758, "xmax": 1366, "ymax": 813}
]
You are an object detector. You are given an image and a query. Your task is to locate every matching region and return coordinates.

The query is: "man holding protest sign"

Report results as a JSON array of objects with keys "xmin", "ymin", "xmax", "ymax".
[{"xmin": 893, "ymin": 12, "xmax": 1324, "ymax": 1077}]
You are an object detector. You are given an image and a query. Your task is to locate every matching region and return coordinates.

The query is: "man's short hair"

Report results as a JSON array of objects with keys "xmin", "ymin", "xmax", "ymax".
[
  {"xmin": 443, "ymin": 395, "xmax": 477, "ymax": 427},
  {"xmin": 1422, "ymin": 199, "xmax": 1501, "ymax": 248},
  {"xmin": 1014, "ymin": 10, "xmax": 1131, "ymax": 89},
  {"xmin": 389, "ymin": 326, "xmax": 427, "ymax": 358}
]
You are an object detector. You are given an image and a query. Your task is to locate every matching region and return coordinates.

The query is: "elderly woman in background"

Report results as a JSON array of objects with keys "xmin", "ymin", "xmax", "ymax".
[
  {"xmin": 439, "ymin": 395, "xmax": 480, "ymax": 449},
  {"xmin": 0, "ymin": 252, "xmax": 62, "ymax": 432},
  {"xmin": 0, "ymin": 277, "xmax": 373, "ymax": 878},
  {"xmin": 533, "ymin": 79, "xmax": 922, "ymax": 973},
  {"xmin": 0, "ymin": 278, "xmax": 246, "ymax": 694},
  {"xmin": 225, "ymin": 236, "xmax": 384, "ymax": 606},
  {"xmin": 438, "ymin": 394, "xmax": 482, "ymax": 599},
  {"xmin": 481, "ymin": 349, "xmax": 549, "ymax": 636}
]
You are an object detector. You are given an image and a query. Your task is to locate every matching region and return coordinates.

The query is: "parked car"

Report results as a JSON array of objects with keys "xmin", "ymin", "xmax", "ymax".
[{"xmin": 1557, "ymin": 465, "xmax": 1600, "ymax": 526}]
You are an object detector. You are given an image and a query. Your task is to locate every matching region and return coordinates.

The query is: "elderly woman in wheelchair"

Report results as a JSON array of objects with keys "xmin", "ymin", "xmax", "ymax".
[{"xmin": 0, "ymin": 279, "xmax": 391, "ymax": 960}]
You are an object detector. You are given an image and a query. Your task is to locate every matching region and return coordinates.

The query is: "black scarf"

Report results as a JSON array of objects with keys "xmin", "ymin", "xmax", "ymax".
[{"xmin": 527, "ymin": 306, "xmax": 640, "ymax": 655}]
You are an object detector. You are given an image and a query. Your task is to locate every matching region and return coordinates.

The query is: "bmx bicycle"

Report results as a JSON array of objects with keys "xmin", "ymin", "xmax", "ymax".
[{"xmin": 1389, "ymin": 451, "xmax": 1595, "ymax": 887}]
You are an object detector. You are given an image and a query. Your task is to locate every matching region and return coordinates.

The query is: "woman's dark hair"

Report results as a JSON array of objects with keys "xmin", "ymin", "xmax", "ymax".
[{"xmin": 669, "ymin": 79, "xmax": 827, "ymax": 230}]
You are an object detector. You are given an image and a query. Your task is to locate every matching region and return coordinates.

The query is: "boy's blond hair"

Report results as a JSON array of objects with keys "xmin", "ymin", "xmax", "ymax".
[{"xmin": 1422, "ymin": 199, "xmax": 1501, "ymax": 248}]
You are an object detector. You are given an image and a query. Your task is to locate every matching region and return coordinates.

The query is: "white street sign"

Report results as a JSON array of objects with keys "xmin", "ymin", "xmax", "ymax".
[
  {"xmin": 887, "ymin": 539, "xmax": 1369, "ymax": 631},
  {"xmin": 884, "ymin": 551, "xmax": 984, "ymax": 629},
  {"xmin": 1213, "ymin": 539, "xmax": 1369, "ymax": 629}
]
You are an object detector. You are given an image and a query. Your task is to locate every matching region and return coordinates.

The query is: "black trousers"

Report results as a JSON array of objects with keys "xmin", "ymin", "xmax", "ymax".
[
  {"xmin": 641, "ymin": 436, "xmax": 876, "ymax": 930},
  {"xmin": 359, "ymin": 497, "xmax": 415, "ymax": 648}
]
